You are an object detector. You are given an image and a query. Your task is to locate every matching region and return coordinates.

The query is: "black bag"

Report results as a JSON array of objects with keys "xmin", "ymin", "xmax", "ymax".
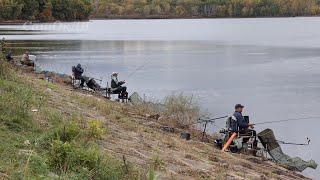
[
  {"xmin": 87, "ymin": 79, "xmax": 101, "ymax": 91},
  {"xmin": 226, "ymin": 116, "xmax": 238, "ymax": 132}
]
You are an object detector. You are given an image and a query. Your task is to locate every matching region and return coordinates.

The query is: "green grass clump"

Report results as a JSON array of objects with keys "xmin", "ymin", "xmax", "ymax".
[
  {"xmin": 147, "ymin": 168, "xmax": 156, "ymax": 180},
  {"xmin": 47, "ymin": 139, "xmax": 138, "ymax": 179},
  {"xmin": 48, "ymin": 140, "xmax": 98, "ymax": 173},
  {"xmin": 88, "ymin": 119, "xmax": 106, "ymax": 139}
]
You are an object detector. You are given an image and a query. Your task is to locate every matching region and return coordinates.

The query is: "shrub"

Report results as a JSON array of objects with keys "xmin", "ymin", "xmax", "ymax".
[
  {"xmin": 48, "ymin": 140, "xmax": 75, "ymax": 173},
  {"xmin": 48, "ymin": 140, "xmax": 132, "ymax": 179},
  {"xmin": 163, "ymin": 93, "xmax": 200, "ymax": 128},
  {"xmin": 58, "ymin": 121, "xmax": 81, "ymax": 142},
  {"xmin": 48, "ymin": 140, "xmax": 100, "ymax": 173},
  {"xmin": 37, "ymin": 121, "xmax": 82, "ymax": 152},
  {"xmin": 87, "ymin": 119, "xmax": 106, "ymax": 139}
]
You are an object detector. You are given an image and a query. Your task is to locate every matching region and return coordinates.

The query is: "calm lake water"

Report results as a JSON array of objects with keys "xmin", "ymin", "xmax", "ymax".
[{"xmin": 1, "ymin": 18, "xmax": 320, "ymax": 178}]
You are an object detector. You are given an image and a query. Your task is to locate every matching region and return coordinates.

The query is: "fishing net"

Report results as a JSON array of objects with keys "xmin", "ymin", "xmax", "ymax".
[{"xmin": 258, "ymin": 129, "xmax": 317, "ymax": 172}]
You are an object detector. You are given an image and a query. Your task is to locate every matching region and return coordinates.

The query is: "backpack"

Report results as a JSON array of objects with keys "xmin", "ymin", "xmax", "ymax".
[
  {"xmin": 87, "ymin": 79, "xmax": 101, "ymax": 91},
  {"xmin": 226, "ymin": 116, "xmax": 238, "ymax": 132}
]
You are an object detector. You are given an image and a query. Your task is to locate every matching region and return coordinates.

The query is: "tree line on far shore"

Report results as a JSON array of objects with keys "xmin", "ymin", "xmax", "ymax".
[
  {"xmin": 1, "ymin": 0, "xmax": 320, "ymax": 22},
  {"xmin": 92, "ymin": 0, "xmax": 320, "ymax": 18},
  {"xmin": 0, "ymin": 0, "xmax": 92, "ymax": 21}
]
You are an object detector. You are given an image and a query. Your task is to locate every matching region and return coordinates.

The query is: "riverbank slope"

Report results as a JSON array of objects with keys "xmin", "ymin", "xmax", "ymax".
[{"xmin": 0, "ymin": 58, "xmax": 309, "ymax": 179}]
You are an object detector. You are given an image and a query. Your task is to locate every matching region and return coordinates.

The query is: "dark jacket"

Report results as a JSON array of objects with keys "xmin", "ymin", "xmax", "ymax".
[
  {"xmin": 6, "ymin": 52, "xmax": 13, "ymax": 61},
  {"xmin": 72, "ymin": 64, "xmax": 84, "ymax": 79},
  {"xmin": 111, "ymin": 76, "xmax": 124, "ymax": 90},
  {"xmin": 233, "ymin": 111, "xmax": 249, "ymax": 130}
]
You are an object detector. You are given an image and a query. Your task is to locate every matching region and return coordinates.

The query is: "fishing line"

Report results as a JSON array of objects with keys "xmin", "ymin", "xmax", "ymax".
[
  {"xmin": 127, "ymin": 59, "xmax": 151, "ymax": 79},
  {"xmin": 83, "ymin": 63, "xmax": 89, "ymax": 76},
  {"xmin": 181, "ymin": 114, "xmax": 320, "ymax": 128},
  {"xmin": 254, "ymin": 116, "xmax": 320, "ymax": 126}
]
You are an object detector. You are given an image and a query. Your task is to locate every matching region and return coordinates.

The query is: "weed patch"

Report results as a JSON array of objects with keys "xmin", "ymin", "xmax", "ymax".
[
  {"xmin": 87, "ymin": 119, "xmax": 106, "ymax": 139},
  {"xmin": 162, "ymin": 93, "xmax": 200, "ymax": 128}
]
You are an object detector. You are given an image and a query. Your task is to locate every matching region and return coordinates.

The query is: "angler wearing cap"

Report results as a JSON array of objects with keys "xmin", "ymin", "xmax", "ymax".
[
  {"xmin": 233, "ymin": 104, "xmax": 256, "ymax": 139},
  {"xmin": 6, "ymin": 50, "xmax": 13, "ymax": 62},
  {"xmin": 21, "ymin": 51, "xmax": 35, "ymax": 67},
  {"xmin": 111, "ymin": 72, "xmax": 127, "ymax": 94}
]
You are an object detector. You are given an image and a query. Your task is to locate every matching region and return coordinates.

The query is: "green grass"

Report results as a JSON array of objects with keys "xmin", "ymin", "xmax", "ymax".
[
  {"xmin": 0, "ymin": 57, "xmax": 143, "ymax": 179},
  {"xmin": 0, "ymin": 60, "xmax": 43, "ymax": 178}
]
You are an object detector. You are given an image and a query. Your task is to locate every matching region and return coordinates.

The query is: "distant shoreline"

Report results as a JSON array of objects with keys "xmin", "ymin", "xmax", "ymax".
[
  {"xmin": 0, "ymin": 19, "xmax": 90, "ymax": 25},
  {"xmin": 1, "ymin": 15, "xmax": 320, "ymax": 25},
  {"xmin": 91, "ymin": 14, "xmax": 320, "ymax": 20}
]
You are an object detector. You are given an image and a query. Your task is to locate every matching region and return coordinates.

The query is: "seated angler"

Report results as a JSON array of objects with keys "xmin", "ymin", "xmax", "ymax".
[
  {"xmin": 72, "ymin": 64, "xmax": 88, "ymax": 88},
  {"xmin": 111, "ymin": 72, "xmax": 128, "ymax": 98},
  {"xmin": 233, "ymin": 104, "xmax": 256, "ymax": 140},
  {"xmin": 6, "ymin": 51, "xmax": 13, "ymax": 62},
  {"xmin": 21, "ymin": 51, "xmax": 35, "ymax": 67}
]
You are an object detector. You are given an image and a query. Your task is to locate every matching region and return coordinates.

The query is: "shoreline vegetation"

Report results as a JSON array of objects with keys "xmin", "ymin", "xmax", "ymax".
[
  {"xmin": 0, "ymin": 50, "xmax": 311, "ymax": 179},
  {"xmin": 1, "ymin": 0, "xmax": 320, "ymax": 23},
  {"xmin": 91, "ymin": 0, "xmax": 320, "ymax": 18},
  {"xmin": 0, "ymin": 15, "xmax": 319, "ymax": 25}
]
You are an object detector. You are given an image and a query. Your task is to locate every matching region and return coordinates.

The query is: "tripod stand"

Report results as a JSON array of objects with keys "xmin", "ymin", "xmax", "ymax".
[
  {"xmin": 192, "ymin": 116, "xmax": 228, "ymax": 142},
  {"xmin": 201, "ymin": 121, "xmax": 210, "ymax": 142}
]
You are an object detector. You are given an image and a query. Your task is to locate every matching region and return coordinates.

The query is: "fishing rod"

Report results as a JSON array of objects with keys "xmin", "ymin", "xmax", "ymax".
[
  {"xmin": 184, "ymin": 115, "xmax": 228, "ymax": 127},
  {"xmin": 253, "ymin": 116, "xmax": 320, "ymax": 126},
  {"xmin": 127, "ymin": 59, "xmax": 151, "ymax": 79},
  {"xmin": 264, "ymin": 138, "xmax": 311, "ymax": 146},
  {"xmin": 82, "ymin": 61, "xmax": 103, "ymax": 82},
  {"xmin": 277, "ymin": 138, "xmax": 311, "ymax": 146}
]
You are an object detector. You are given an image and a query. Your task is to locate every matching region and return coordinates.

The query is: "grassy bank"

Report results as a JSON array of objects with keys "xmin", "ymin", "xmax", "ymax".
[
  {"xmin": 0, "ymin": 56, "xmax": 142, "ymax": 179},
  {"xmin": 0, "ymin": 55, "xmax": 310, "ymax": 179}
]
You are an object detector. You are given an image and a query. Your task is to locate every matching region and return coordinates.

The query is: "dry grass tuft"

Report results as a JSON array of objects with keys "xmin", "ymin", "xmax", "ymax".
[{"xmin": 161, "ymin": 93, "xmax": 200, "ymax": 128}]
